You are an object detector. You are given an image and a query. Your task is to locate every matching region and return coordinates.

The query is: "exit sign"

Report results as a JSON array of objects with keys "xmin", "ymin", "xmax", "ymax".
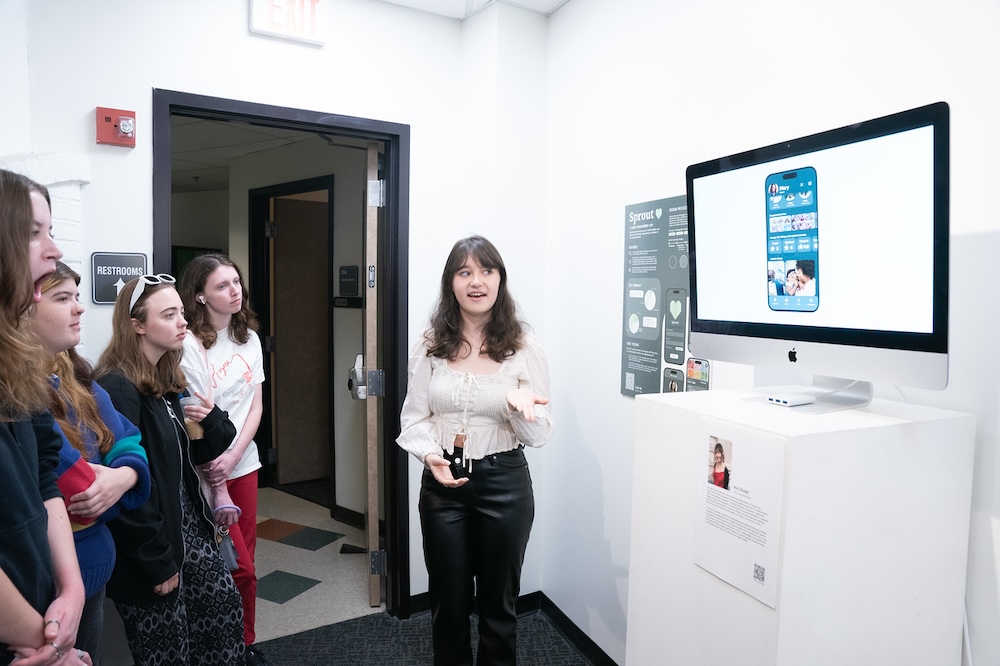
[{"xmin": 249, "ymin": 0, "xmax": 328, "ymax": 46}]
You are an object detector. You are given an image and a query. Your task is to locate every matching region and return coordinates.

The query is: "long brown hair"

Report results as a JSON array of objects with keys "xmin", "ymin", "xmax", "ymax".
[
  {"xmin": 35, "ymin": 262, "xmax": 115, "ymax": 455},
  {"xmin": 178, "ymin": 253, "xmax": 258, "ymax": 349},
  {"xmin": 425, "ymin": 235, "xmax": 524, "ymax": 362},
  {"xmin": 0, "ymin": 169, "xmax": 54, "ymax": 419},
  {"xmin": 95, "ymin": 277, "xmax": 187, "ymax": 397}
]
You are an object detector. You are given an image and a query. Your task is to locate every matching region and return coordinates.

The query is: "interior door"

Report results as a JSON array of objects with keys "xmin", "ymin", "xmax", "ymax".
[
  {"xmin": 273, "ymin": 196, "xmax": 332, "ymax": 484},
  {"xmin": 364, "ymin": 142, "xmax": 383, "ymax": 606}
]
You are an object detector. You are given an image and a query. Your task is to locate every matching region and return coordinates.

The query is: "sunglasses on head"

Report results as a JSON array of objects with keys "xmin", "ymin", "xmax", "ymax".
[{"xmin": 128, "ymin": 273, "xmax": 176, "ymax": 315}]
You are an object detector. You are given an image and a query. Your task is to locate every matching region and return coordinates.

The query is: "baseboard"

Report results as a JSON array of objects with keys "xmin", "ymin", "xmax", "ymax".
[
  {"xmin": 332, "ymin": 505, "xmax": 386, "ymax": 538},
  {"xmin": 406, "ymin": 591, "xmax": 617, "ymax": 666},
  {"xmin": 332, "ymin": 505, "xmax": 364, "ymax": 530},
  {"xmin": 534, "ymin": 592, "xmax": 617, "ymax": 666}
]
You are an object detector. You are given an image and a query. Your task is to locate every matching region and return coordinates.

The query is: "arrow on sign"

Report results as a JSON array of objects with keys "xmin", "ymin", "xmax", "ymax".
[{"xmin": 114, "ymin": 278, "xmax": 127, "ymax": 294}]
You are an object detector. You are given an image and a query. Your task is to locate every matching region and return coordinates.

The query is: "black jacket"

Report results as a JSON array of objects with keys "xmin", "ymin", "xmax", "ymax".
[
  {"xmin": 0, "ymin": 413, "xmax": 62, "ymax": 655},
  {"xmin": 96, "ymin": 373, "xmax": 235, "ymax": 604}
]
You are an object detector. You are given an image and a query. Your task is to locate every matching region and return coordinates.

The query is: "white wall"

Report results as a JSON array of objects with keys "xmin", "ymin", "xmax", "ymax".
[
  {"xmin": 403, "ymin": 2, "xmax": 552, "ymax": 594},
  {"xmin": 540, "ymin": 0, "xmax": 1000, "ymax": 663},
  {"xmin": 22, "ymin": 0, "xmax": 467, "ymax": 357},
  {"xmin": 0, "ymin": 0, "xmax": 31, "ymax": 156},
  {"xmin": 7, "ymin": 0, "xmax": 1000, "ymax": 664},
  {"xmin": 171, "ymin": 190, "xmax": 229, "ymax": 252}
]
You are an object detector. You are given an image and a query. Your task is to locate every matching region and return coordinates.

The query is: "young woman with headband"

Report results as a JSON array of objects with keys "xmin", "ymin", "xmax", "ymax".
[{"xmin": 95, "ymin": 273, "xmax": 245, "ymax": 665}]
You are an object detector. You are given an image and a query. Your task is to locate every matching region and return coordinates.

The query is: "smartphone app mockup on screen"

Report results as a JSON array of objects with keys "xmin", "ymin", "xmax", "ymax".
[
  {"xmin": 766, "ymin": 167, "xmax": 819, "ymax": 312},
  {"xmin": 686, "ymin": 357, "xmax": 710, "ymax": 391},
  {"xmin": 663, "ymin": 368, "xmax": 685, "ymax": 393},
  {"xmin": 662, "ymin": 288, "xmax": 687, "ymax": 366}
]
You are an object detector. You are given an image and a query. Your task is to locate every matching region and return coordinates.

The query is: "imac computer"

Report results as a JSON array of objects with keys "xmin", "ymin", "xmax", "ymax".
[{"xmin": 686, "ymin": 102, "xmax": 949, "ymax": 412}]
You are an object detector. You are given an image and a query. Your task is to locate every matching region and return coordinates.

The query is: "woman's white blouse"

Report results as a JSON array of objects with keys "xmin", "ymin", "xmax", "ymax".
[{"xmin": 396, "ymin": 333, "xmax": 554, "ymax": 463}]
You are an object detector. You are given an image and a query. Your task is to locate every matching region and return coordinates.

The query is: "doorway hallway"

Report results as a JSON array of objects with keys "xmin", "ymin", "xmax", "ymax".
[{"xmin": 154, "ymin": 90, "xmax": 413, "ymax": 619}]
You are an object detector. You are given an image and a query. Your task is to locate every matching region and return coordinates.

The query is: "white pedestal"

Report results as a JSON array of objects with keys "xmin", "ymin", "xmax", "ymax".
[{"xmin": 625, "ymin": 390, "xmax": 975, "ymax": 666}]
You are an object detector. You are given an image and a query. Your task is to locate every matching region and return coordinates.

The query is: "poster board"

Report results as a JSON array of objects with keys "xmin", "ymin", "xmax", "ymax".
[{"xmin": 620, "ymin": 195, "xmax": 688, "ymax": 396}]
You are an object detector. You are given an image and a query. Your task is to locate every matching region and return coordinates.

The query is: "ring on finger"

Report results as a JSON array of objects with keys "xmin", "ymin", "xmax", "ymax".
[
  {"xmin": 49, "ymin": 642, "xmax": 64, "ymax": 658},
  {"xmin": 77, "ymin": 648, "xmax": 86, "ymax": 659}
]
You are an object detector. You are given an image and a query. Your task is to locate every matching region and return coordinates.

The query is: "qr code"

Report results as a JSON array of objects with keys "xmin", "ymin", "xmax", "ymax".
[
  {"xmin": 625, "ymin": 373, "xmax": 635, "ymax": 390},
  {"xmin": 753, "ymin": 564, "xmax": 765, "ymax": 584}
]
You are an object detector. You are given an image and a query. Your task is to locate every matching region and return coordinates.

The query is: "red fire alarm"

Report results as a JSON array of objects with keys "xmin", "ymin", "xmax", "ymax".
[{"xmin": 96, "ymin": 107, "xmax": 136, "ymax": 147}]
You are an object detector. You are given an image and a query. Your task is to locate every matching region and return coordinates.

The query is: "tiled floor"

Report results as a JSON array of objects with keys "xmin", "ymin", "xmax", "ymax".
[
  {"xmin": 254, "ymin": 487, "xmax": 384, "ymax": 642},
  {"xmin": 101, "ymin": 486, "xmax": 383, "ymax": 664}
]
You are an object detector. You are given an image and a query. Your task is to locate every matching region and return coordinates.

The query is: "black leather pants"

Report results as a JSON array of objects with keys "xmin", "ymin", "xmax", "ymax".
[{"xmin": 419, "ymin": 447, "xmax": 534, "ymax": 666}]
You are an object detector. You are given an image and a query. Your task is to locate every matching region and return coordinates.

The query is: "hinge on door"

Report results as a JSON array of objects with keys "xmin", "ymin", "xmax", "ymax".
[
  {"xmin": 264, "ymin": 335, "xmax": 276, "ymax": 353},
  {"xmin": 367, "ymin": 179, "xmax": 385, "ymax": 208},
  {"xmin": 370, "ymin": 549, "xmax": 387, "ymax": 575},
  {"xmin": 366, "ymin": 369, "xmax": 384, "ymax": 397},
  {"xmin": 264, "ymin": 221, "xmax": 276, "ymax": 238}
]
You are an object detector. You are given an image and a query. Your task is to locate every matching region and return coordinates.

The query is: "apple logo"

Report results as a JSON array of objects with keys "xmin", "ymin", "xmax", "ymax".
[{"xmin": 788, "ymin": 348, "xmax": 797, "ymax": 363}]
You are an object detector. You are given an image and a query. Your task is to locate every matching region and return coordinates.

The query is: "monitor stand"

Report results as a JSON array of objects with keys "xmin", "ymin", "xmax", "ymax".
[{"xmin": 755, "ymin": 376, "xmax": 874, "ymax": 414}]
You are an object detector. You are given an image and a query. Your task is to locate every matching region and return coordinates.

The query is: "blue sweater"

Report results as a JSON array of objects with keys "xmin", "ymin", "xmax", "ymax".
[{"xmin": 51, "ymin": 378, "xmax": 150, "ymax": 598}]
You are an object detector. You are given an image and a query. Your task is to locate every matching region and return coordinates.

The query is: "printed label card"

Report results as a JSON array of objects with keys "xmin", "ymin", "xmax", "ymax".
[{"xmin": 693, "ymin": 420, "xmax": 786, "ymax": 608}]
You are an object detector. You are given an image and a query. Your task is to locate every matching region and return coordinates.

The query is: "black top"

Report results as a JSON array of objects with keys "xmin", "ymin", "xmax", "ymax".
[
  {"xmin": 97, "ymin": 373, "xmax": 235, "ymax": 604},
  {"xmin": 0, "ymin": 413, "xmax": 63, "ymax": 654}
]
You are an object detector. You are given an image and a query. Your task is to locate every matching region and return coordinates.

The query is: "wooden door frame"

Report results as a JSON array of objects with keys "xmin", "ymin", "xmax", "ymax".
[{"xmin": 152, "ymin": 89, "xmax": 412, "ymax": 618}]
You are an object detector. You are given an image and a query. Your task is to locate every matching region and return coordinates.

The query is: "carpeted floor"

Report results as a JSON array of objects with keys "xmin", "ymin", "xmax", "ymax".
[{"xmin": 255, "ymin": 609, "xmax": 589, "ymax": 665}]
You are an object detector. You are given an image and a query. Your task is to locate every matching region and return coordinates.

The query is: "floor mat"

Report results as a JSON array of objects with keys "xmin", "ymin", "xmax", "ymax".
[{"xmin": 255, "ymin": 610, "xmax": 589, "ymax": 665}]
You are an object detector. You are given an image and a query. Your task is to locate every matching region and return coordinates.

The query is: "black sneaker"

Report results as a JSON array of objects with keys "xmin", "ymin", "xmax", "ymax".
[{"xmin": 246, "ymin": 645, "xmax": 270, "ymax": 666}]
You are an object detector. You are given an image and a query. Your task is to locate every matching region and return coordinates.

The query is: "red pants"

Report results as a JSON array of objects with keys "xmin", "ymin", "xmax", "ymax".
[{"xmin": 227, "ymin": 470, "xmax": 258, "ymax": 645}]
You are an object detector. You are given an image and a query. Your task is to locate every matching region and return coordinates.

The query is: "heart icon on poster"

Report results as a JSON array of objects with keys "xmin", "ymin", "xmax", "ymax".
[
  {"xmin": 669, "ymin": 300, "xmax": 682, "ymax": 319},
  {"xmin": 656, "ymin": 208, "xmax": 663, "ymax": 219}
]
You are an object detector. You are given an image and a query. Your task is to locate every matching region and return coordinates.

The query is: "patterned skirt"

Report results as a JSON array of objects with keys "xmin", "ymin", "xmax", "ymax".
[{"xmin": 116, "ymin": 481, "xmax": 245, "ymax": 665}]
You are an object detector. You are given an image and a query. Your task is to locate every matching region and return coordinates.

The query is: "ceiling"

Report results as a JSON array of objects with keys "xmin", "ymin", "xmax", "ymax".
[
  {"xmin": 376, "ymin": 0, "xmax": 569, "ymax": 20},
  {"xmin": 170, "ymin": 0, "xmax": 569, "ymax": 194},
  {"xmin": 171, "ymin": 115, "xmax": 375, "ymax": 193}
]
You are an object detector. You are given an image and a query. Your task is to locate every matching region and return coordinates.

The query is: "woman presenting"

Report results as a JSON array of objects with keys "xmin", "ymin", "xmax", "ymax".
[{"xmin": 397, "ymin": 235, "xmax": 553, "ymax": 665}]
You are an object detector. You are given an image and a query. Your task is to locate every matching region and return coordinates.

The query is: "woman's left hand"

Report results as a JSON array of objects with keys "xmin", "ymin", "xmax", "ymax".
[
  {"xmin": 506, "ymin": 388, "xmax": 549, "ymax": 422},
  {"xmin": 12, "ymin": 596, "xmax": 85, "ymax": 665},
  {"xmin": 68, "ymin": 465, "xmax": 138, "ymax": 519},
  {"xmin": 181, "ymin": 391, "xmax": 213, "ymax": 423},
  {"xmin": 11, "ymin": 644, "xmax": 91, "ymax": 666}
]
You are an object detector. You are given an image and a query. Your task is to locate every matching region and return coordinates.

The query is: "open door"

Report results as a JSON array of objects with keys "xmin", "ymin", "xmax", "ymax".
[
  {"xmin": 153, "ymin": 89, "xmax": 412, "ymax": 618},
  {"xmin": 364, "ymin": 142, "xmax": 383, "ymax": 606}
]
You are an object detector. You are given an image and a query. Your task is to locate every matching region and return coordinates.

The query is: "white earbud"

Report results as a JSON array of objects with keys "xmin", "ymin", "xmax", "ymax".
[{"xmin": 198, "ymin": 296, "xmax": 206, "ymax": 304}]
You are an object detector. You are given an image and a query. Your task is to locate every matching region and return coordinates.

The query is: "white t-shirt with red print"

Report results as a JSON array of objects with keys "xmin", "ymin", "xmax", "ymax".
[{"xmin": 181, "ymin": 329, "xmax": 265, "ymax": 480}]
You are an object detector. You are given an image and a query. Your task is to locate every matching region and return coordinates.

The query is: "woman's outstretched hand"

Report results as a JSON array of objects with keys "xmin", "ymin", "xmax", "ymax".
[
  {"xmin": 424, "ymin": 453, "xmax": 469, "ymax": 488},
  {"xmin": 506, "ymin": 388, "xmax": 549, "ymax": 421}
]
